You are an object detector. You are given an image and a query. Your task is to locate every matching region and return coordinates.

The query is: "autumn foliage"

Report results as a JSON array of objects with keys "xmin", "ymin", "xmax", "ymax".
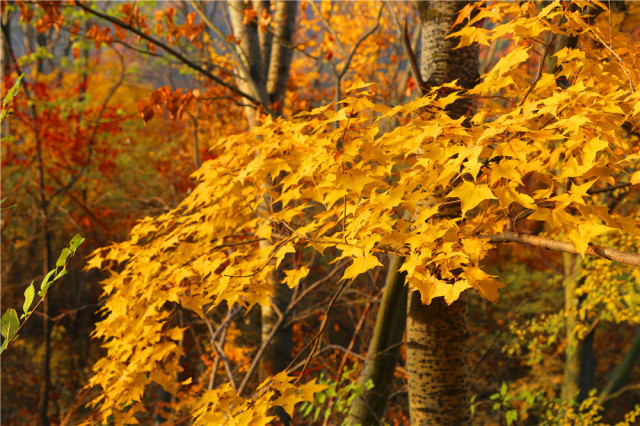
[{"xmin": 2, "ymin": 1, "xmax": 640, "ymax": 424}]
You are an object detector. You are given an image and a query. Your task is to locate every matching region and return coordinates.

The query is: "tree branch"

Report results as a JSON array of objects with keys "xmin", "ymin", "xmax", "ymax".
[
  {"xmin": 74, "ymin": 1, "xmax": 269, "ymax": 111},
  {"xmin": 385, "ymin": 1, "xmax": 427, "ymax": 95},
  {"xmin": 480, "ymin": 231, "xmax": 640, "ymax": 266}
]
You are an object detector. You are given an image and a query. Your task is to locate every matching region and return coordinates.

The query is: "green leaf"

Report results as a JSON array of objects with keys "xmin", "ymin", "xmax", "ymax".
[
  {"xmin": 302, "ymin": 403, "xmax": 313, "ymax": 417},
  {"xmin": 38, "ymin": 269, "xmax": 57, "ymax": 297},
  {"xmin": 54, "ymin": 268, "xmax": 69, "ymax": 281},
  {"xmin": 1, "ymin": 308, "xmax": 20, "ymax": 348},
  {"xmin": 1, "ymin": 75, "xmax": 23, "ymax": 122},
  {"xmin": 500, "ymin": 382, "xmax": 508, "ymax": 396},
  {"xmin": 506, "ymin": 409, "xmax": 518, "ymax": 425},
  {"xmin": 69, "ymin": 234, "xmax": 85, "ymax": 254},
  {"xmin": 23, "ymin": 282, "xmax": 35, "ymax": 315},
  {"xmin": 56, "ymin": 248, "xmax": 70, "ymax": 267}
]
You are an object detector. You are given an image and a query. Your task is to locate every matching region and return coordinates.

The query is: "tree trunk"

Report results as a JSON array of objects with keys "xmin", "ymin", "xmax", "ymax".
[
  {"xmin": 227, "ymin": 5, "xmax": 298, "ymax": 424},
  {"xmin": 407, "ymin": 292, "xmax": 470, "ymax": 425},
  {"xmin": 597, "ymin": 326, "xmax": 640, "ymax": 409},
  {"xmin": 406, "ymin": 2, "xmax": 478, "ymax": 425},
  {"xmin": 578, "ymin": 325, "xmax": 596, "ymax": 403},
  {"xmin": 561, "ymin": 253, "xmax": 581, "ymax": 402},
  {"xmin": 346, "ymin": 255, "xmax": 408, "ymax": 425}
]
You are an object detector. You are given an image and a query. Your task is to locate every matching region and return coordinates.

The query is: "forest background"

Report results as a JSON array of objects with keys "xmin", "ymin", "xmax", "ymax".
[{"xmin": 1, "ymin": 0, "xmax": 640, "ymax": 425}]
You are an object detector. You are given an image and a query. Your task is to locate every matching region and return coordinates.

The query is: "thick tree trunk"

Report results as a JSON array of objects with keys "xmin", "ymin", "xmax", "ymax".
[
  {"xmin": 407, "ymin": 292, "xmax": 470, "ymax": 425},
  {"xmin": 346, "ymin": 255, "xmax": 408, "ymax": 425},
  {"xmin": 406, "ymin": 3, "xmax": 478, "ymax": 425}
]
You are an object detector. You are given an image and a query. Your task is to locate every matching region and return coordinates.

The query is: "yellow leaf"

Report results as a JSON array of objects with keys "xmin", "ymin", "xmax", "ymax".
[
  {"xmin": 493, "ymin": 184, "xmax": 535, "ymax": 209},
  {"xmin": 297, "ymin": 378, "xmax": 330, "ymax": 403},
  {"xmin": 442, "ymin": 280, "xmax": 472, "ymax": 305},
  {"xmin": 447, "ymin": 25, "xmax": 490, "ymax": 48},
  {"xmin": 345, "ymin": 78, "xmax": 374, "ymax": 93},
  {"xmin": 489, "ymin": 159, "xmax": 523, "ymax": 185},
  {"xmin": 84, "ymin": 253, "xmax": 104, "ymax": 271},
  {"xmin": 274, "ymin": 242, "xmax": 296, "ymax": 270},
  {"xmin": 490, "ymin": 46, "xmax": 530, "ymax": 78},
  {"xmin": 342, "ymin": 255, "xmax": 382, "ymax": 281},
  {"xmin": 446, "ymin": 181, "xmax": 497, "ymax": 216},
  {"xmin": 566, "ymin": 228, "xmax": 588, "ymax": 256},
  {"xmin": 631, "ymin": 170, "xmax": 640, "ymax": 185},
  {"xmin": 167, "ymin": 327, "xmax": 185, "ymax": 341},
  {"xmin": 284, "ymin": 266, "xmax": 310, "ymax": 288},
  {"xmin": 462, "ymin": 267, "xmax": 504, "ymax": 303}
]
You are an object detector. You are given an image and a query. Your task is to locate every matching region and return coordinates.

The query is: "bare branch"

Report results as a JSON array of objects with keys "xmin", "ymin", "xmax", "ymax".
[
  {"xmin": 290, "ymin": 278, "xmax": 351, "ymax": 385},
  {"xmin": 74, "ymin": 1, "xmax": 268, "ymax": 110},
  {"xmin": 480, "ymin": 231, "xmax": 640, "ymax": 266}
]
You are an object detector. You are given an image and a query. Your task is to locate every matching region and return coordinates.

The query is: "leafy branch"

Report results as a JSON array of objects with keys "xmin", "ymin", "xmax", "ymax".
[
  {"xmin": 1, "ymin": 234, "xmax": 85, "ymax": 354},
  {"xmin": 0, "ymin": 74, "xmax": 23, "ymax": 125}
]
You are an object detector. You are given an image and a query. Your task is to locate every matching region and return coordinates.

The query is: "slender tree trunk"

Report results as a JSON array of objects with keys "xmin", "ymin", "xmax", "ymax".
[
  {"xmin": 578, "ymin": 325, "xmax": 596, "ymax": 402},
  {"xmin": 561, "ymin": 253, "xmax": 581, "ymax": 402},
  {"xmin": 227, "ymin": 5, "xmax": 297, "ymax": 424},
  {"xmin": 597, "ymin": 326, "xmax": 640, "ymax": 409},
  {"xmin": 346, "ymin": 255, "xmax": 408, "ymax": 425},
  {"xmin": 405, "ymin": 3, "xmax": 478, "ymax": 425}
]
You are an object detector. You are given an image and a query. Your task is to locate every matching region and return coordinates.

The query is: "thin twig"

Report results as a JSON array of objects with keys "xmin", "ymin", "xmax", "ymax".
[
  {"xmin": 291, "ymin": 279, "xmax": 352, "ymax": 385},
  {"xmin": 587, "ymin": 20, "xmax": 635, "ymax": 93},
  {"xmin": 587, "ymin": 182, "xmax": 631, "ymax": 195},
  {"xmin": 203, "ymin": 313, "xmax": 237, "ymax": 390},
  {"xmin": 222, "ymin": 237, "xmax": 294, "ymax": 278},
  {"xmin": 519, "ymin": 32, "xmax": 556, "ymax": 107}
]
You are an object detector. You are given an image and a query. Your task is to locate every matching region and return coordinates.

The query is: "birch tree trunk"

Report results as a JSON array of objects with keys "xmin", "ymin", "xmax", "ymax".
[
  {"xmin": 406, "ymin": 2, "xmax": 478, "ymax": 425},
  {"xmin": 227, "ymin": 5, "xmax": 298, "ymax": 422}
]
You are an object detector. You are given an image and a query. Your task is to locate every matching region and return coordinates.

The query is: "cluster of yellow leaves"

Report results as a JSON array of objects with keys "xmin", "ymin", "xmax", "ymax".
[
  {"xmin": 85, "ymin": 1, "xmax": 640, "ymax": 422},
  {"xmin": 192, "ymin": 373, "xmax": 327, "ymax": 426},
  {"xmin": 544, "ymin": 394, "xmax": 640, "ymax": 425}
]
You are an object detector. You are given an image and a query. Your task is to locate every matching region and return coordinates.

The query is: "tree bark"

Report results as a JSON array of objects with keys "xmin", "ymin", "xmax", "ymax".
[
  {"xmin": 407, "ymin": 292, "xmax": 470, "ymax": 425},
  {"xmin": 227, "ymin": 4, "xmax": 298, "ymax": 424},
  {"xmin": 405, "ymin": 2, "xmax": 478, "ymax": 425},
  {"xmin": 561, "ymin": 253, "xmax": 581, "ymax": 402},
  {"xmin": 346, "ymin": 255, "xmax": 408, "ymax": 425},
  {"xmin": 597, "ymin": 326, "xmax": 640, "ymax": 409}
]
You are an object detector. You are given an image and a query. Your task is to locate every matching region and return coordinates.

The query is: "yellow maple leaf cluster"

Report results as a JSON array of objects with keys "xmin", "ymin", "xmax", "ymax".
[{"xmin": 83, "ymin": 1, "xmax": 640, "ymax": 422}]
